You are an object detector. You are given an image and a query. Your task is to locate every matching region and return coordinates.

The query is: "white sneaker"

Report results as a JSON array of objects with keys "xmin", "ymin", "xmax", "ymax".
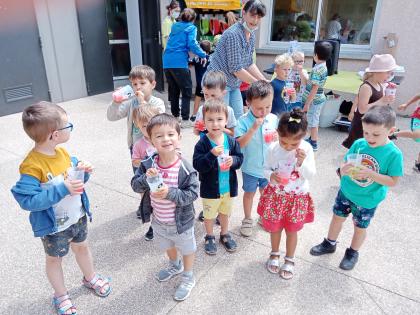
[{"xmin": 180, "ymin": 120, "xmax": 193, "ymax": 129}]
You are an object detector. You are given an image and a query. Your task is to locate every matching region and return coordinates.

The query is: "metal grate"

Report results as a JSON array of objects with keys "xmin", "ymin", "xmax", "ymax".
[{"xmin": 3, "ymin": 84, "xmax": 33, "ymax": 103}]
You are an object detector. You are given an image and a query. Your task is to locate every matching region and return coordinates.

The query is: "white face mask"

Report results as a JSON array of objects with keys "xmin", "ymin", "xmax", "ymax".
[
  {"xmin": 171, "ymin": 11, "xmax": 180, "ymax": 19},
  {"xmin": 242, "ymin": 21, "xmax": 258, "ymax": 33}
]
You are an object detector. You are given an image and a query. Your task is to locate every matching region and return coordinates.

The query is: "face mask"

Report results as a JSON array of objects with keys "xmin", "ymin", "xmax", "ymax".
[
  {"xmin": 171, "ymin": 11, "xmax": 180, "ymax": 19},
  {"xmin": 242, "ymin": 21, "xmax": 258, "ymax": 33}
]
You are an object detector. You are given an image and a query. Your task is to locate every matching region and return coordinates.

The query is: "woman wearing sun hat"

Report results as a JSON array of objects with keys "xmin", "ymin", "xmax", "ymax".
[{"xmin": 342, "ymin": 54, "xmax": 399, "ymax": 149}]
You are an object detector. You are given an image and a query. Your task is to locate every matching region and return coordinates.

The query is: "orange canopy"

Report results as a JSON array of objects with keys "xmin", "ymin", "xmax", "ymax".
[{"xmin": 186, "ymin": 0, "xmax": 242, "ymax": 10}]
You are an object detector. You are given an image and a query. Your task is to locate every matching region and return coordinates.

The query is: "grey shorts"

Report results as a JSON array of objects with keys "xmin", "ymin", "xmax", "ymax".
[
  {"xmin": 152, "ymin": 219, "xmax": 196, "ymax": 256},
  {"xmin": 41, "ymin": 215, "xmax": 88, "ymax": 257},
  {"xmin": 307, "ymin": 103, "xmax": 324, "ymax": 128}
]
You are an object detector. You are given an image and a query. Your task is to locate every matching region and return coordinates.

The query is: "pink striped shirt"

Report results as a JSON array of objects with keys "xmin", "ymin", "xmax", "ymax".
[{"xmin": 151, "ymin": 157, "xmax": 181, "ymax": 224}]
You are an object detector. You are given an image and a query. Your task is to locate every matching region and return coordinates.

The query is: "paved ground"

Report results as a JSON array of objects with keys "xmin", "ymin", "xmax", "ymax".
[{"xmin": 1, "ymin": 92, "xmax": 419, "ymax": 315}]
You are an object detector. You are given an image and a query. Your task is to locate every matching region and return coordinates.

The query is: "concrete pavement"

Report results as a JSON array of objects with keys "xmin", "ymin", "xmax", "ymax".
[{"xmin": 0, "ymin": 92, "xmax": 419, "ymax": 314}]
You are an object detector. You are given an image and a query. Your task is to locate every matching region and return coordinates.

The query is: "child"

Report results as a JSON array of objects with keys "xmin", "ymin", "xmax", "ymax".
[
  {"xmin": 397, "ymin": 94, "xmax": 420, "ymax": 172},
  {"xmin": 257, "ymin": 108, "xmax": 315, "ymax": 279},
  {"xmin": 190, "ymin": 40, "xmax": 212, "ymax": 122},
  {"xmin": 289, "ymin": 51, "xmax": 309, "ymax": 109},
  {"xmin": 310, "ymin": 105, "xmax": 403, "ymax": 270},
  {"xmin": 235, "ymin": 80, "xmax": 279, "ymax": 237},
  {"xmin": 131, "ymin": 105, "xmax": 160, "ymax": 241},
  {"xmin": 193, "ymin": 71, "xmax": 237, "ymax": 137},
  {"xmin": 131, "ymin": 113, "xmax": 199, "ymax": 301},
  {"xmin": 193, "ymin": 100, "xmax": 243, "ymax": 255},
  {"xmin": 11, "ymin": 102, "xmax": 111, "ymax": 315},
  {"xmin": 302, "ymin": 41, "xmax": 332, "ymax": 151},
  {"xmin": 271, "ymin": 53, "xmax": 297, "ymax": 115},
  {"xmin": 107, "ymin": 65, "xmax": 165, "ymax": 166},
  {"xmin": 342, "ymin": 54, "xmax": 397, "ymax": 149}
]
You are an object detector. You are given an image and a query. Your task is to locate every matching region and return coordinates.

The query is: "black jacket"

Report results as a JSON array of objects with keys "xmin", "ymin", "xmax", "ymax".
[{"xmin": 193, "ymin": 135, "xmax": 243, "ymax": 198}]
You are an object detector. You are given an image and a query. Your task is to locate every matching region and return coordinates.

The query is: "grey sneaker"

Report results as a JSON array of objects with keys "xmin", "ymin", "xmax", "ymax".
[
  {"xmin": 174, "ymin": 275, "xmax": 196, "ymax": 301},
  {"xmin": 156, "ymin": 261, "xmax": 184, "ymax": 282},
  {"xmin": 180, "ymin": 120, "xmax": 193, "ymax": 129}
]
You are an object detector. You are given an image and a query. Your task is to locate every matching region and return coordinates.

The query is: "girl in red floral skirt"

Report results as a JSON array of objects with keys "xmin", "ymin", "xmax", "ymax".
[{"xmin": 257, "ymin": 108, "xmax": 316, "ymax": 279}]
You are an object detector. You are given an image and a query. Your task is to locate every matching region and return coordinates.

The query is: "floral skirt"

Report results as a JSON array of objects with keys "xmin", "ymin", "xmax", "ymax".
[{"xmin": 257, "ymin": 184, "xmax": 315, "ymax": 232}]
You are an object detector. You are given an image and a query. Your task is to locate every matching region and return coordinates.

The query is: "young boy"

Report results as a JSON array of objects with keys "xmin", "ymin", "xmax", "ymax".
[
  {"xmin": 302, "ymin": 41, "xmax": 332, "ymax": 151},
  {"xmin": 310, "ymin": 105, "xmax": 403, "ymax": 270},
  {"xmin": 235, "ymin": 80, "xmax": 279, "ymax": 237},
  {"xmin": 131, "ymin": 113, "xmax": 199, "ymax": 301},
  {"xmin": 193, "ymin": 71, "xmax": 237, "ymax": 137},
  {"xmin": 193, "ymin": 100, "xmax": 243, "ymax": 255},
  {"xmin": 271, "ymin": 53, "xmax": 297, "ymax": 115},
  {"xmin": 107, "ymin": 65, "xmax": 165, "ymax": 163},
  {"xmin": 11, "ymin": 102, "xmax": 111, "ymax": 315},
  {"xmin": 289, "ymin": 50, "xmax": 309, "ymax": 109}
]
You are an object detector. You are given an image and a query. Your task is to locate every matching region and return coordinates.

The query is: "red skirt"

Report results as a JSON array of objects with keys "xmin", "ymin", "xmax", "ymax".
[{"xmin": 257, "ymin": 184, "xmax": 315, "ymax": 232}]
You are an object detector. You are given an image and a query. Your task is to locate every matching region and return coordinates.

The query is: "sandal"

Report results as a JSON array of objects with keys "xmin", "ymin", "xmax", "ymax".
[
  {"xmin": 280, "ymin": 256, "xmax": 295, "ymax": 280},
  {"xmin": 83, "ymin": 274, "xmax": 112, "ymax": 297},
  {"xmin": 266, "ymin": 251, "xmax": 281, "ymax": 274},
  {"xmin": 52, "ymin": 293, "xmax": 77, "ymax": 315},
  {"xmin": 240, "ymin": 218, "xmax": 253, "ymax": 237}
]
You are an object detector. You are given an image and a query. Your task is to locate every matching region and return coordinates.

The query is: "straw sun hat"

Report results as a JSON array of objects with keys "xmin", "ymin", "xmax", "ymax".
[{"xmin": 365, "ymin": 54, "xmax": 399, "ymax": 72}]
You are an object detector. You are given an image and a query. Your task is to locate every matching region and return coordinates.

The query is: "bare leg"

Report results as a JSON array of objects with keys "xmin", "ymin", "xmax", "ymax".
[
  {"xmin": 327, "ymin": 214, "xmax": 347, "ymax": 241},
  {"xmin": 204, "ymin": 218, "xmax": 214, "ymax": 236},
  {"xmin": 182, "ymin": 253, "xmax": 195, "ymax": 272},
  {"xmin": 218, "ymin": 213, "xmax": 229, "ymax": 235},
  {"xmin": 46, "ymin": 255, "xmax": 67, "ymax": 296},
  {"xmin": 243, "ymin": 191, "xmax": 256, "ymax": 219},
  {"xmin": 166, "ymin": 247, "xmax": 178, "ymax": 261},
  {"xmin": 350, "ymin": 226, "xmax": 367, "ymax": 251},
  {"xmin": 285, "ymin": 230, "xmax": 298, "ymax": 258},
  {"xmin": 310, "ymin": 127, "xmax": 319, "ymax": 142}
]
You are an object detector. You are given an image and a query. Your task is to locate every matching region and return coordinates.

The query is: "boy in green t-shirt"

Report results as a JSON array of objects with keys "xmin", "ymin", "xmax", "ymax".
[{"xmin": 310, "ymin": 105, "xmax": 403, "ymax": 270}]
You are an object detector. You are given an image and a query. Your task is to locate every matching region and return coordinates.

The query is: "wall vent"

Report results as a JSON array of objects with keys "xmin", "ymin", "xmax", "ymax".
[{"xmin": 3, "ymin": 84, "xmax": 33, "ymax": 103}]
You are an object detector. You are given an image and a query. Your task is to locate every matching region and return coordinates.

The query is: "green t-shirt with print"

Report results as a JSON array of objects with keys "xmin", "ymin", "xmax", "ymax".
[{"xmin": 341, "ymin": 139, "xmax": 403, "ymax": 209}]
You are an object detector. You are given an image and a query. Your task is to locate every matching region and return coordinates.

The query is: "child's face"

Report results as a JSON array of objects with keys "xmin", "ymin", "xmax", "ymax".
[
  {"xmin": 278, "ymin": 134, "xmax": 303, "ymax": 151},
  {"xmin": 149, "ymin": 124, "xmax": 180, "ymax": 155},
  {"xmin": 292, "ymin": 56, "xmax": 304, "ymax": 70},
  {"xmin": 375, "ymin": 71, "xmax": 394, "ymax": 83},
  {"xmin": 137, "ymin": 120, "xmax": 149, "ymax": 139},
  {"xmin": 204, "ymin": 111, "xmax": 227, "ymax": 137},
  {"xmin": 249, "ymin": 95, "xmax": 273, "ymax": 119},
  {"xmin": 362, "ymin": 123, "xmax": 394, "ymax": 148},
  {"xmin": 203, "ymin": 86, "xmax": 225, "ymax": 101},
  {"xmin": 51, "ymin": 114, "xmax": 72, "ymax": 144},
  {"xmin": 130, "ymin": 78, "xmax": 156, "ymax": 99},
  {"xmin": 275, "ymin": 65, "xmax": 291, "ymax": 80}
]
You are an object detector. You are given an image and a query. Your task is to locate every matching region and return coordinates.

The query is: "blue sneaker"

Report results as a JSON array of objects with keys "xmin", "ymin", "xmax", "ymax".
[{"xmin": 311, "ymin": 140, "xmax": 319, "ymax": 152}]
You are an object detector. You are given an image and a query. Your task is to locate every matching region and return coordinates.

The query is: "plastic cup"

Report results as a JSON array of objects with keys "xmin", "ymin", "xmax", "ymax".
[
  {"xmin": 263, "ymin": 128, "xmax": 276, "ymax": 143},
  {"xmin": 195, "ymin": 120, "xmax": 206, "ymax": 131},
  {"xmin": 347, "ymin": 153, "xmax": 363, "ymax": 177},
  {"xmin": 146, "ymin": 173, "xmax": 164, "ymax": 192},
  {"xmin": 275, "ymin": 161, "xmax": 295, "ymax": 186},
  {"xmin": 67, "ymin": 167, "xmax": 84, "ymax": 193},
  {"xmin": 217, "ymin": 149, "xmax": 230, "ymax": 172},
  {"xmin": 112, "ymin": 85, "xmax": 135, "ymax": 102}
]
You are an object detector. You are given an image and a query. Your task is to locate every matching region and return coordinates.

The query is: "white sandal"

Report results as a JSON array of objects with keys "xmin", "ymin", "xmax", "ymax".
[
  {"xmin": 280, "ymin": 256, "xmax": 295, "ymax": 280},
  {"xmin": 266, "ymin": 251, "xmax": 281, "ymax": 274}
]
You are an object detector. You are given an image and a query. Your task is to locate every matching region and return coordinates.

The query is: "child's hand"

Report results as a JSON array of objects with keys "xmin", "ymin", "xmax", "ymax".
[
  {"xmin": 398, "ymin": 103, "xmax": 408, "ymax": 111},
  {"xmin": 353, "ymin": 165, "xmax": 374, "ymax": 181},
  {"xmin": 348, "ymin": 110, "xmax": 354, "ymax": 121},
  {"xmin": 135, "ymin": 90, "xmax": 146, "ymax": 104},
  {"xmin": 295, "ymin": 148, "xmax": 306, "ymax": 166},
  {"xmin": 340, "ymin": 162, "xmax": 353, "ymax": 176},
  {"xmin": 290, "ymin": 89, "xmax": 297, "ymax": 102},
  {"xmin": 380, "ymin": 94, "xmax": 395, "ymax": 105},
  {"xmin": 211, "ymin": 145, "xmax": 224, "ymax": 156},
  {"xmin": 252, "ymin": 118, "xmax": 265, "ymax": 130},
  {"xmin": 146, "ymin": 168, "xmax": 159, "ymax": 177},
  {"xmin": 225, "ymin": 156, "xmax": 233, "ymax": 168},
  {"xmin": 272, "ymin": 132, "xmax": 279, "ymax": 142},
  {"xmin": 151, "ymin": 183, "xmax": 169, "ymax": 199},
  {"xmin": 132, "ymin": 159, "xmax": 141, "ymax": 168},
  {"xmin": 64, "ymin": 178, "xmax": 84, "ymax": 195},
  {"xmin": 77, "ymin": 161, "xmax": 93, "ymax": 173},
  {"xmin": 303, "ymin": 103, "xmax": 310, "ymax": 113},
  {"xmin": 270, "ymin": 172, "xmax": 282, "ymax": 183}
]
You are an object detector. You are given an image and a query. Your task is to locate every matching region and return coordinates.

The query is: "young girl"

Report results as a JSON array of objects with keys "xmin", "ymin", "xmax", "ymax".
[
  {"xmin": 342, "ymin": 54, "xmax": 398, "ymax": 148},
  {"xmin": 396, "ymin": 94, "xmax": 420, "ymax": 172},
  {"xmin": 257, "ymin": 108, "xmax": 315, "ymax": 280}
]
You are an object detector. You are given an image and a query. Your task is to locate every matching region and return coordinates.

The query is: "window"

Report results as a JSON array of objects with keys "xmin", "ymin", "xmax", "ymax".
[{"xmin": 270, "ymin": 0, "xmax": 378, "ymax": 46}]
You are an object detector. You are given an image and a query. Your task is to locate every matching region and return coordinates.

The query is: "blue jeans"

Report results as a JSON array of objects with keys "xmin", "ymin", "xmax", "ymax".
[{"xmin": 224, "ymin": 87, "xmax": 243, "ymax": 119}]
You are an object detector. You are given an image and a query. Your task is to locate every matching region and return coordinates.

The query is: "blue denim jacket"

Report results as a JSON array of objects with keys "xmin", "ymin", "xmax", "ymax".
[{"xmin": 11, "ymin": 157, "xmax": 91, "ymax": 237}]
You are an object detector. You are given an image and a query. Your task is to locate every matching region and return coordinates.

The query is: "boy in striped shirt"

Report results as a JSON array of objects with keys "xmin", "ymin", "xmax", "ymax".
[{"xmin": 131, "ymin": 114, "xmax": 199, "ymax": 301}]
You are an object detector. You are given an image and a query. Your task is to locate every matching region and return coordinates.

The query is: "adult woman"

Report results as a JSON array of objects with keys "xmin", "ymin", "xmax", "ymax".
[
  {"xmin": 163, "ymin": 8, "xmax": 207, "ymax": 127},
  {"xmin": 161, "ymin": 0, "xmax": 181, "ymax": 50},
  {"xmin": 206, "ymin": 0, "xmax": 267, "ymax": 118}
]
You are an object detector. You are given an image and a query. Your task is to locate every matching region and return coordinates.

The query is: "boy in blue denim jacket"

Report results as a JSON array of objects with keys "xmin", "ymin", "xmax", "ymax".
[{"xmin": 11, "ymin": 102, "xmax": 111, "ymax": 315}]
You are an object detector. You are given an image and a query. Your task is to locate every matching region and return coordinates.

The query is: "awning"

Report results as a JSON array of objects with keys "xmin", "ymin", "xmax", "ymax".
[{"xmin": 186, "ymin": 0, "xmax": 242, "ymax": 10}]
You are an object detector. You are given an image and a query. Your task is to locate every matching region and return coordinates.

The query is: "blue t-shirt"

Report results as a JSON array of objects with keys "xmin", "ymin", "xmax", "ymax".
[
  {"xmin": 271, "ymin": 78, "xmax": 299, "ymax": 115},
  {"xmin": 341, "ymin": 139, "xmax": 403, "ymax": 209},
  {"xmin": 209, "ymin": 134, "xmax": 230, "ymax": 195}
]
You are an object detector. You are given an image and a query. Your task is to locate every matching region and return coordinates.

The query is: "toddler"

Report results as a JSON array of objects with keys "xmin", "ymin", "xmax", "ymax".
[
  {"xmin": 271, "ymin": 53, "xmax": 297, "ymax": 115},
  {"xmin": 288, "ymin": 51, "xmax": 308, "ymax": 108}
]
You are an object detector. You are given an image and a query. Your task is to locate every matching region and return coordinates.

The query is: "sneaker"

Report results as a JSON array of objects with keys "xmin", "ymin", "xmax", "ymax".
[
  {"xmin": 310, "ymin": 238, "xmax": 337, "ymax": 256},
  {"xmin": 190, "ymin": 115, "xmax": 196, "ymax": 122},
  {"xmin": 180, "ymin": 120, "xmax": 193, "ymax": 129},
  {"xmin": 310, "ymin": 140, "xmax": 318, "ymax": 152},
  {"xmin": 144, "ymin": 226, "xmax": 154, "ymax": 241},
  {"xmin": 414, "ymin": 161, "xmax": 420, "ymax": 173},
  {"xmin": 339, "ymin": 248, "xmax": 359, "ymax": 270},
  {"xmin": 156, "ymin": 261, "xmax": 184, "ymax": 282},
  {"xmin": 204, "ymin": 235, "xmax": 217, "ymax": 255},
  {"xmin": 240, "ymin": 218, "xmax": 253, "ymax": 237},
  {"xmin": 198, "ymin": 211, "xmax": 204, "ymax": 222},
  {"xmin": 174, "ymin": 274, "xmax": 196, "ymax": 301},
  {"xmin": 220, "ymin": 233, "xmax": 237, "ymax": 252}
]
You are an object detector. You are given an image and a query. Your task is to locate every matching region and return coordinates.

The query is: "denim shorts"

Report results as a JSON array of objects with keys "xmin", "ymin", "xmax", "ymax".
[
  {"xmin": 152, "ymin": 219, "xmax": 196, "ymax": 256},
  {"xmin": 332, "ymin": 190, "xmax": 376, "ymax": 229},
  {"xmin": 242, "ymin": 172, "xmax": 268, "ymax": 193},
  {"xmin": 307, "ymin": 103, "xmax": 324, "ymax": 128},
  {"xmin": 41, "ymin": 215, "xmax": 88, "ymax": 257}
]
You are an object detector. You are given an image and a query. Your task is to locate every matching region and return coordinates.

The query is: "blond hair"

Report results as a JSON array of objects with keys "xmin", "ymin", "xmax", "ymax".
[
  {"xmin": 133, "ymin": 105, "xmax": 161, "ymax": 127},
  {"xmin": 291, "ymin": 51, "xmax": 304, "ymax": 60},
  {"xmin": 363, "ymin": 72, "xmax": 375, "ymax": 81},
  {"xmin": 202, "ymin": 99, "xmax": 228, "ymax": 119},
  {"xmin": 274, "ymin": 53, "xmax": 294, "ymax": 68},
  {"xmin": 22, "ymin": 101, "xmax": 67, "ymax": 143},
  {"xmin": 129, "ymin": 65, "xmax": 156, "ymax": 82}
]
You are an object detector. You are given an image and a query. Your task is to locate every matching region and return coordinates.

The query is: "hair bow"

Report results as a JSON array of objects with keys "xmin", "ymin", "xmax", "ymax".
[{"xmin": 289, "ymin": 117, "xmax": 301, "ymax": 123}]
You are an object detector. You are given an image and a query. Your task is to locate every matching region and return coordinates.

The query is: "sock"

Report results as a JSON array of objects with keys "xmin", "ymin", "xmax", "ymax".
[
  {"xmin": 327, "ymin": 238, "xmax": 336, "ymax": 245},
  {"xmin": 183, "ymin": 270, "xmax": 193, "ymax": 279},
  {"xmin": 348, "ymin": 247, "xmax": 358, "ymax": 254}
]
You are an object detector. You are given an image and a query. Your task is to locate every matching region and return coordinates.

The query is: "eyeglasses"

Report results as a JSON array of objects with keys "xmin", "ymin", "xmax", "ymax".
[
  {"xmin": 294, "ymin": 60, "xmax": 304, "ymax": 64},
  {"xmin": 57, "ymin": 122, "xmax": 74, "ymax": 132}
]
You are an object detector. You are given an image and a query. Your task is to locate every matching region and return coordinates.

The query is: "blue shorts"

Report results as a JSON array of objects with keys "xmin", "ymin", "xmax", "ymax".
[
  {"xmin": 307, "ymin": 103, "xmax": 324, "ymax": 128},
  {"xmin": 242, "ymin": 172, "xmax": 268, "ymax": 193},
  {"xmin": 332, "ymin": 190, "xmax": 377, "ymax": 229}
]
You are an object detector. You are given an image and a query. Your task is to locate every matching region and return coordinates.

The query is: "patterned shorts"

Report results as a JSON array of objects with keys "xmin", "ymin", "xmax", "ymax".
[
  {"xmin": 332, "ymin": 190, "xmax": 376, "ymax": 228},
  {"xmin": 41, "ymin": 215, "xmax": 88, "ymax": 257}
]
